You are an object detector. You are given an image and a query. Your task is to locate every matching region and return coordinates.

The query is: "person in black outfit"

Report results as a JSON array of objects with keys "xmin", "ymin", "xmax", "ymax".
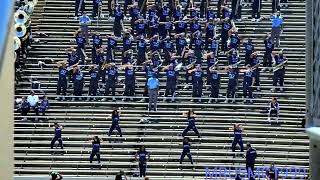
[
  {"xmin": 246, "ymin": 142, "xmax": 257, "ymax": 180},
  {"xmin": 135, "ymin": 146, "xmax": 150, "ymax": 177},
  {"xmin": 266, "ymin": 163, "xmax": 279, "ymax": 180}
]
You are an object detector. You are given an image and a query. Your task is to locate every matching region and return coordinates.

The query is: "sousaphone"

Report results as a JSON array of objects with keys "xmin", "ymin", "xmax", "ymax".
[
  {"xmin": 15, "ymin": 24, "xmax": 27, "ymax": 38},
  {"xmin": 14, "ymin": 36, "xmax": 22, "ymax": 51},
  {"xmin": 14, "ymin": 10, "xmax": 29, "ymax": 25}
]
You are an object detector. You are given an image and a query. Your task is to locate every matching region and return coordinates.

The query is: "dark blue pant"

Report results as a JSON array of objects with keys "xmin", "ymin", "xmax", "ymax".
[
  {"xmin": 231, "ymin": 0, "xmax": 242, "ymax": 19},
  {"xmin": 108, "ymin": 124, "xmax": 122, "ymax": 137},
  {"xmin": 192, "ymin": 82, "xmax": 203, "ymax": 97},
  {"xmin": 90, "ymin": 149, "xmax": 101, "ymax": 163},
  {"xmin": 217, "ymin": 0, "xmax": 224, "ymax": 18},
  {"xmin": 107, "ymin": 0, "xmax": 114, "ymax": 16},
  {"xmin": 57, "ymin": 79, "xmax": 67, "ymax": 95},
  {"xmin": 105, "ymin": 81, "xmax": 116, "ymax": 96},
  {"xmin": 51, "ymin": 136, "xmax": 63, "ymax": 149},
  {"xmin": 92, "ymin": 47, "xmax": 97, "ymax": 64},
  {"xmin": 92, "ymin": 3, "xmax": 100, "ymax": 17},
  {"xmin": 210, "ymin": 82, "xmax": 220, "ymax": 98},
  {"xmin": 254, "ymin": 70, "xmax": 260, "ymax": 86},
  {"xmin": 272, "ymin": 0, "xmax": 280, "ymax": 13},
  {"xmin": 124, "ymin": 0, "xmax": 132, "ymax": 15},
  {"xmin": 244, "ymin": 53, "xmax": 251, "ymax": 65},
  {"xmin": 180, "ymin": 151, "xmax": 193, "ymax": 164},
  {"xmin": 89, "ymin": 80, "xmax": 98, "ymax": 96},
  {"xmin": 243, "ymin": 84, "xmax": 253, "ymax": 98},
  {"xmin": 106, "ymin": 49, "xmax": 115, "ymax": 63},
  {"xmin": 252, "ymin": 0, "xmax": 262, "ymax": 19},
  {"xmin": 165, "ymin": 81, "xmax": 176, "ymax": 97},
  {"xmin": 124, "ymin": 82, "xmax": 135, "ymax": 96},
  {"xmin": 227, "ymin": 81, "xmax": 236, "ymax": 98},
  {"xmin": 139, "ymin": 162, "xmax": 147, "ymax": 177},
  {"xmin": 76, "ymin": 47, "xmax": 85, "ymax": 65},
  {"xmin": 232, "ymin": 138, "xmax": 244, "ymax": 152},
  {"xmin": 273, "ymin": 69, "xmax": 285, "ymax": 87},
  {"xmin": 74, "ymin": 82, "xmax": 83, "ymax": 96},
  {"xmin": 182, "ymin": 125, "xmax": 200, "ymax": 137},
  {"xmin": 221, "ymin": 33, "xmax": 228, "ymax": 51},
  {"xmin": 75, "ymin": 0, "xmax": 85, "ymax": 17},
  {"xmin": 263, "ymin": 52, "xmax": 272, "ymax": 67}
]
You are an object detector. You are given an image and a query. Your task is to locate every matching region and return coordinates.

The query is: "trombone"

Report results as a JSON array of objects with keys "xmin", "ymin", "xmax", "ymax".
[{"xmin": 273, "ymin": 60, "xmax": 287, "ymax": 72}]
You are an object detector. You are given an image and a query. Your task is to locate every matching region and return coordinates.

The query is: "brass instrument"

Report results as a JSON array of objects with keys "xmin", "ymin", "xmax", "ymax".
[
  {"xmin": 185, "ymin": 60, "xmax": 196, "ymax": 70},
  {"xmin": 25, "ymin": 0, "xmax": 38, "ymax": 5},
  {"xmin": 14, "ymin": 10, "xmax": 29, "ymax": 25},
  {"xmin": 230, "ymin": 60, "xmax": 243, "ymax": 68},
  {"xmin": 273, "ymin": 60, "xmax": 287, "ymax": 72},
  {"xmin": 15, "ymin": 24, "xmax": 27, "ymax": 38},
  {"xmin": 23, "ymin": 2, "xmax": 35, "ymax": 15},
  {"xmin": 14, "ymin": 36, "xmax": 21, "ymax": 51}
]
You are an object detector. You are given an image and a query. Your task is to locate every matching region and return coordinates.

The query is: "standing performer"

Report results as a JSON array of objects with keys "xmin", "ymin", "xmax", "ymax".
[
  {"xmin": 113, "ymin": 4, "xmax": 124, "ymax": 37},
  {"xmin": 90, "ymin": 136, "xmax": 102, "ymax": 165},
  {"xmin": 240, "ymin": 65, "xmax": 255, "ymax": 104},
  {"xmin": 50, "ymin": 122, "xmax": 64, "ymax": 151},
  {"xmin": 230, "ymin": 124, "xmax": 244, "ymax": 156},
  {"xmin": 225, "ymin": 67, "xmax": 238, "ymax": 103},
  {"xmin": 103, "ymin": 63, "xmax": 118, "ymax": 101},
  {"xmin": 91, "ymin": 32, "xmax": 102, "ymax": 64},
  {"xmin": 246, "ymin": 143, "xmax": 257, "ymax": 180},
  {"xmin": 181, "ymin": 110, "xmax": 201, "ymax": 138},
  {"xmin": 56, "ymin": 61, "xmax": 68, "ymax": 101},
  {"xmin": 208, "ymin": 65, "xmax": 221, "ymax": 103},
  {"xmin": 123, "ymin": 62, "xmax": 136, "ymax": 101},
  {"xmin": 263, "ymin": 33, "xmax": 274, "ymax": 71},
  {"xmin": 135, "ymin": 146, "xmax": 150, "ymax": 177},
  {"xmin": 72, "ymin": 65, "xmax": 84, "ymax": 101},
  {"xmin": 271, "ymin": 51, "xmax": 286, "ymax": 92},
  {"xmin": 163, "ymin": 64, "xmax": 179, "ymax": 102},
  {"xmin": 108, "ymin": 110, "xmax": 123, "ymax": 137},
  {"xmin": 88, "ymin": 65, "xmax": 99, "ymax": 100},
  {"xmin": 79, "ymin": 12, "xmax": 91, "ymax": 44},
  {"xmin": 179, "ymin": 137, "xmax": 194, "ymax": 165},
  {"xmin": 189, "ymin": 65, "xmax": 204, "ymax": 102},
  {"xmin": 243, "ymin": 38, "xmax": 255, "ymax": 65}
]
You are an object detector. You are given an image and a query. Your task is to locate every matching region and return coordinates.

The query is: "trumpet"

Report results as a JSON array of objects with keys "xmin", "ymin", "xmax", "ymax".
[
  {"xmin": 15, "ymin": 24, "xmax": 27, "ymax": 38},
  {"xmin": 14, "ymin": 36, "xmax": 21, "ymax": 51}
]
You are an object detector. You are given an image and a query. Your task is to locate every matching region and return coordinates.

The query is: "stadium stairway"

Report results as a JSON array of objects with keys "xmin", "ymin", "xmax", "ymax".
[{"xmin": 14, "ymin": 0, "xmax": 308, "ymax": 179}]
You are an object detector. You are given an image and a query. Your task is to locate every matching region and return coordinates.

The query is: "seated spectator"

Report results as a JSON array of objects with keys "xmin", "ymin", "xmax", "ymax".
[
  {"xmin": 27, "ymin": 91, "xmax": 39, "ymax": 110},
  {"xmin": 17, "ymin": 96, "xmax": 30, "ymax": 121},
  {"xmin": 268, "ymin": 97, "xmax": 280, "ymax": 123},
  {"xmin": 37, "ymin": 95, "xmax": 49, "ymax": 116}
]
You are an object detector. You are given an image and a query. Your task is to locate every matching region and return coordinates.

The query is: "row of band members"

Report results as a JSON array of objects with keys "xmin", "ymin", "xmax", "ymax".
[
  {"xmin": 55, "ymin": 46, "xmax": 286, "ymax": 103},
  {"xmin": 48, "ymin": 108, "xmax": 282, "ymax": 178}
]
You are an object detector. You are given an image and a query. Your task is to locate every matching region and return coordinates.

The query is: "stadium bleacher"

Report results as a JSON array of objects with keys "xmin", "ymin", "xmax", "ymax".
[{"xmin": 14, "ymin": 0, "xmax": 308, "ymax": 179}]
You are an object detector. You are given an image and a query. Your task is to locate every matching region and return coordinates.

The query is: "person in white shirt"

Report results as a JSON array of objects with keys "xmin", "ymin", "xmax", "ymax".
[{"xmin": 27, "ymin": 90, "xmax": 39, "ymax": 108}]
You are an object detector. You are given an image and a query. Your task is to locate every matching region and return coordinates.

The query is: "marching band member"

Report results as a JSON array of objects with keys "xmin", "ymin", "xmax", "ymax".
[
  {"xmin": 189, "ymin": 64, "xmax": 204, "ymax": 102},
  {"xmin": 271, "ymin": 50, "xmax": 286, "ymax": 92},
  {"xmin": 208, "ymin": 65, "xmax": 221, "ymax": 103},
  {"xmin": 163, "ymin": 63, "xmax": 179, "ymax": 102},
  {"xmin": 240, "ymin": 65, "xmax": 256, "ymax": 104}
]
